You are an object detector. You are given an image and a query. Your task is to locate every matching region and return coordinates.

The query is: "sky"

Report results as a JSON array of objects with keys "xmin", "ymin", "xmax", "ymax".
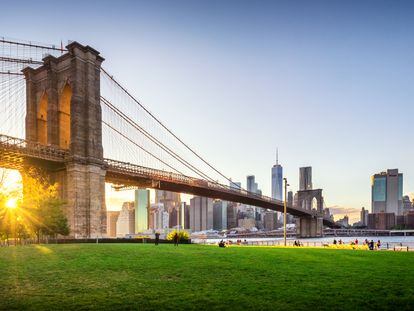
[{"xmin": 2, "ymin": 0, "xmax": 414, "ymax": 222}]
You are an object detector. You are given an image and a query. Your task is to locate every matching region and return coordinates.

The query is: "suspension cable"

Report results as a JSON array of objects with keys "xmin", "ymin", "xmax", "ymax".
[
  {"xmin": 0, "ymin": 38, "xmax": 67, "ymax": 52},
  {"xmin": 101, "ymin": 96, "xmax": 222, "ymax": 185},
  {"xmin": 102, "ymin": 120, "xmax": 185, "ymax": 175},
  {"xmin": 101, "ymin": 68, "xmax": 243, "ymax": 191}
]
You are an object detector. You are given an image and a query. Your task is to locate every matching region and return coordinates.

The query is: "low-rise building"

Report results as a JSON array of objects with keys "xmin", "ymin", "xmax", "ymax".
[
  {"xmin": 367, "ymin": 212, "xmax": 395, "ymax": 230},
  {"xmin": 238, "ymin": 218, "xmax": 256, "ymax": 230},
  {"xmin": 336, "ymin": 215, "xmax": 349, "ymax": 227}
]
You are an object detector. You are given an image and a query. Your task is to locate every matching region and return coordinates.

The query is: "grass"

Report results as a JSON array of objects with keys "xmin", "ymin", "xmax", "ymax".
[{"xmin": 0, "ymin": 244, "xmax": 413, "ymax": 310}]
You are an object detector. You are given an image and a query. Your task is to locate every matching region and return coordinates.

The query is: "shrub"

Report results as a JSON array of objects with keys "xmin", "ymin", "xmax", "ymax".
[{"xmin": 166, "ymin": 230, "xmax": 190, "ymax": 242}]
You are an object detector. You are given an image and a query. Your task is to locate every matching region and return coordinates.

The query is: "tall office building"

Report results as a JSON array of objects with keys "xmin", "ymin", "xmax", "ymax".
[
  {"xmin": 135, "ymin": 189, "xmax": 150, "ymax": 233},
  {"xmin": 149, "ymin": 203, "xmax": 170, "ymax": 230},
  {"xmin": 106, "ymin": 211, "xmax": 120, "ymax": 238},
  {"xmin": 180, "ymin": 202, "xmax": 190, "ymax": 230},
  {"xmin": 227, "ymin": 202, "xmax": 239, "ymax": 229},
  {"xmin": 213, "ymin": 200, "xmax": 228, "ymax": 231},
  {"xmin": 271, "ymin": 150, "xmax": 283, "ymax": 201},
  {"xmin": 299, "ymin": 167, "xmax": 312, "ymax": 191},
  {"xmin": 371, "ymin": 169, "xmax": 403, "ymax": 215},
  {"xmin": 189, "ymin": 196, "xmax": 213, "ymax": 232},
  {"xmin": 247, "ymin": 175, "xmax": 256, "ymax": 193},
  {"xmin": 116, "ymin": 202, "xmax": 135, "ymax": 237},
  {"xmin": 402, "ymin": 195, "xmax": 412, "ymax": 212},
  {"xmin": 247, "ymin": 175, "xmax": 261, "ymax": 218},
  {"xmin": 360, "ymin": 207, "xmax": 369, "ymax": 226},
  {"xmin": 155, "ymin": 190, "xmax": 181, "ymax": 228}
]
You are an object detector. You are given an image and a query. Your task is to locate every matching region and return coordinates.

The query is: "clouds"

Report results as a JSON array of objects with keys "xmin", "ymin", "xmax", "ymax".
[{"xmin": 328, "ymin": 205, "xmax": 361, "ymax": 223}]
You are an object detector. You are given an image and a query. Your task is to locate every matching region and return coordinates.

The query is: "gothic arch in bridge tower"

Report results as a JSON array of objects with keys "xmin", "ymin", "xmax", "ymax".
[
  {"xmin": 58, "ymin": 83, "xmax": 72, "ymax": 149},
  {"xmin": 296, "ymin": 189, "xmax": 323, "ymax": 213},
  {"xmin": 311, "ymin": 197, "xmax": 318, "ymax": 211},
  {"xmin": 36, "ymin": 92, "xmax": 48, "ymax": 145}
]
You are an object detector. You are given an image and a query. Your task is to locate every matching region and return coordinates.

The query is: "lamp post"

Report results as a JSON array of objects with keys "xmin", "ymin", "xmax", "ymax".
[{"xmin": 283, "ymin": 178, "xmax": 289, "ymax": 246}]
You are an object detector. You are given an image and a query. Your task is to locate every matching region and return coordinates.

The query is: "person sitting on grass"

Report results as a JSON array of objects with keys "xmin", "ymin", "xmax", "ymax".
[
  {"xmin": 369, "ymin": 240, "xmax": 374, "ymax": 250},
  {"xmin": 333, "ymin": 239, "xmax": 337, "ymax": 245},
  {"xmin": 218, "ymin": 240, "xmax": 226, "ymax": 248}
]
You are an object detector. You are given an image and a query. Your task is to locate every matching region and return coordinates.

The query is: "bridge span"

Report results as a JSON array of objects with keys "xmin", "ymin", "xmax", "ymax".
[
  {"xmin": 0, "ymin": 134, "xmax": 336, "ymax": 228},
  {"xmin": 0, "ymin": 39, "xmax": 337, "ymax": 238}
]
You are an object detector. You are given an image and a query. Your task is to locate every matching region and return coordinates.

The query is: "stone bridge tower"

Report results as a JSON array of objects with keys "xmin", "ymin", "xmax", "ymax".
[
  {"xmin": 23, "ymin": 42, "xmax": 106, "ymax": 238},
  {"xmin": 295, "ymin": 189, "xmax": 324, "ymax": 238}
]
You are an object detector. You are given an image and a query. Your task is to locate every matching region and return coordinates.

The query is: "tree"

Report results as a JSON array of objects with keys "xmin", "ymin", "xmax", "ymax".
[
  {"xmin": 0, "ymin": 168, "xmax": 70, "ymax": 244},
  {"xmin": 20, "ymin": 169, "xmax": 70, "ymax": 242}
]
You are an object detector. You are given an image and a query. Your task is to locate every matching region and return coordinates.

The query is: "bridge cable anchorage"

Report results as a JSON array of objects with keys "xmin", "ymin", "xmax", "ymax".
[
  {"xmin": 102, "ymin": 120, "xmax": 185, "ymax": 175},
  {"xmin": 100, "ymin": 67, "xmax": 245, "ymax": 192},
  {"xmin": 100, "ymin": 96, "xmax": 225, "ymax": 187}
]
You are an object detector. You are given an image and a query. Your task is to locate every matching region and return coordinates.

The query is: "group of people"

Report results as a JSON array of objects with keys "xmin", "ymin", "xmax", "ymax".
[
  {"xmin": 293, "ymin": 240, "xmax": 303, "ymax": 246},
  {"xmin": 332, "ymin": 238, "xmax": 381, "ymax": 250},
  {"xmin": 218, "ymin": 239, "xmax": 249, "ymax": 247},
  {"xmin": 154, "ymin": 232, "xmax": 180, "ymax": 246},
  {"xmin": 364, "ymin": 239, "xmax": 381, "ymax": 250}
]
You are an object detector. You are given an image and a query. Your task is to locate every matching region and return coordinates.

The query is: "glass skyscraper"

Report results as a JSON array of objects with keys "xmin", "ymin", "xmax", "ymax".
[
  {"xmin": 371, "ymin": 169, "xmax": 403, "ymax": 215},
  {"xmin": 247, "ymin": 175, "xmax": 257, "ymax": 193},
  {"xmin": 271, "ymin": 164, "xmax": 283, "ymax": 201},
  {"xmin": 135, "ymin": 189, "xmax": 150, "ymax": 233}
]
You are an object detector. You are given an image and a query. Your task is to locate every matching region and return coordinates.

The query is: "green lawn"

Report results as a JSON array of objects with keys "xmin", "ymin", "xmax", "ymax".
[{"xmin": 0, "ymin": 244, "xmax": 413, "ymax": 310}]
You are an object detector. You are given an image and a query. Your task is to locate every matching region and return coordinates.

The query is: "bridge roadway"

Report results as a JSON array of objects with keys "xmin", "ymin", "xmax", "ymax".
[{"xmin": 0, "ymin": 134, "xmax": 337, "ymax": 227}]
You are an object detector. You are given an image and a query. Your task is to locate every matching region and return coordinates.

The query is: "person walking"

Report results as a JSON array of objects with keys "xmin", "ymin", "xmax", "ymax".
[
  {"xmin": 173, "ymin": 232, "xmax": 179, "ymax": 246},
  {"xmin": 155, "ymin": 232, "xmax": 160, "ymax": 246}
]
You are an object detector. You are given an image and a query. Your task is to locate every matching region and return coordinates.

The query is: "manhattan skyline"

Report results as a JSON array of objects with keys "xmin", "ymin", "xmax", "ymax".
[{"xmin": 1, "ymin": 0, "xmax": 414, "ymax": 220}]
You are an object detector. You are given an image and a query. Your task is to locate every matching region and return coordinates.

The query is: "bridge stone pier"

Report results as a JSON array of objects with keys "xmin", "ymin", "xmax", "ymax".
[
  {"xmin": 295, "ymin": 189, "xmax": 324, "ymax": 237},
  {"xmin": 23, "ymin": 42, "xmax": 106, "ymax": 238},
  {"xmin": 296, "ymin": 217, "xmax": 323, "ymax": 238}
]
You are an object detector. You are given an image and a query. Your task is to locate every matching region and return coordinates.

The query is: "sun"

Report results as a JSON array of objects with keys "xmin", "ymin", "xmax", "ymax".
[{"xmin": 5, "ymin": 198, "xmax": 18, "ymax": 209}]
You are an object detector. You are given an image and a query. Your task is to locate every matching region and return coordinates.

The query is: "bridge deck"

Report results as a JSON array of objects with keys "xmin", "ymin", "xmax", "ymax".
[{"xmin": 0, "ymin": 134, "xmax": 336, "ymax": 226}]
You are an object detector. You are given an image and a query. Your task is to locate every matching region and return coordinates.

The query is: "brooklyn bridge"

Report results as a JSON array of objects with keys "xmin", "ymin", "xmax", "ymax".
[{"xmin": 0, "ymin": 38, "xmax": 336, "ymax": 238}]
